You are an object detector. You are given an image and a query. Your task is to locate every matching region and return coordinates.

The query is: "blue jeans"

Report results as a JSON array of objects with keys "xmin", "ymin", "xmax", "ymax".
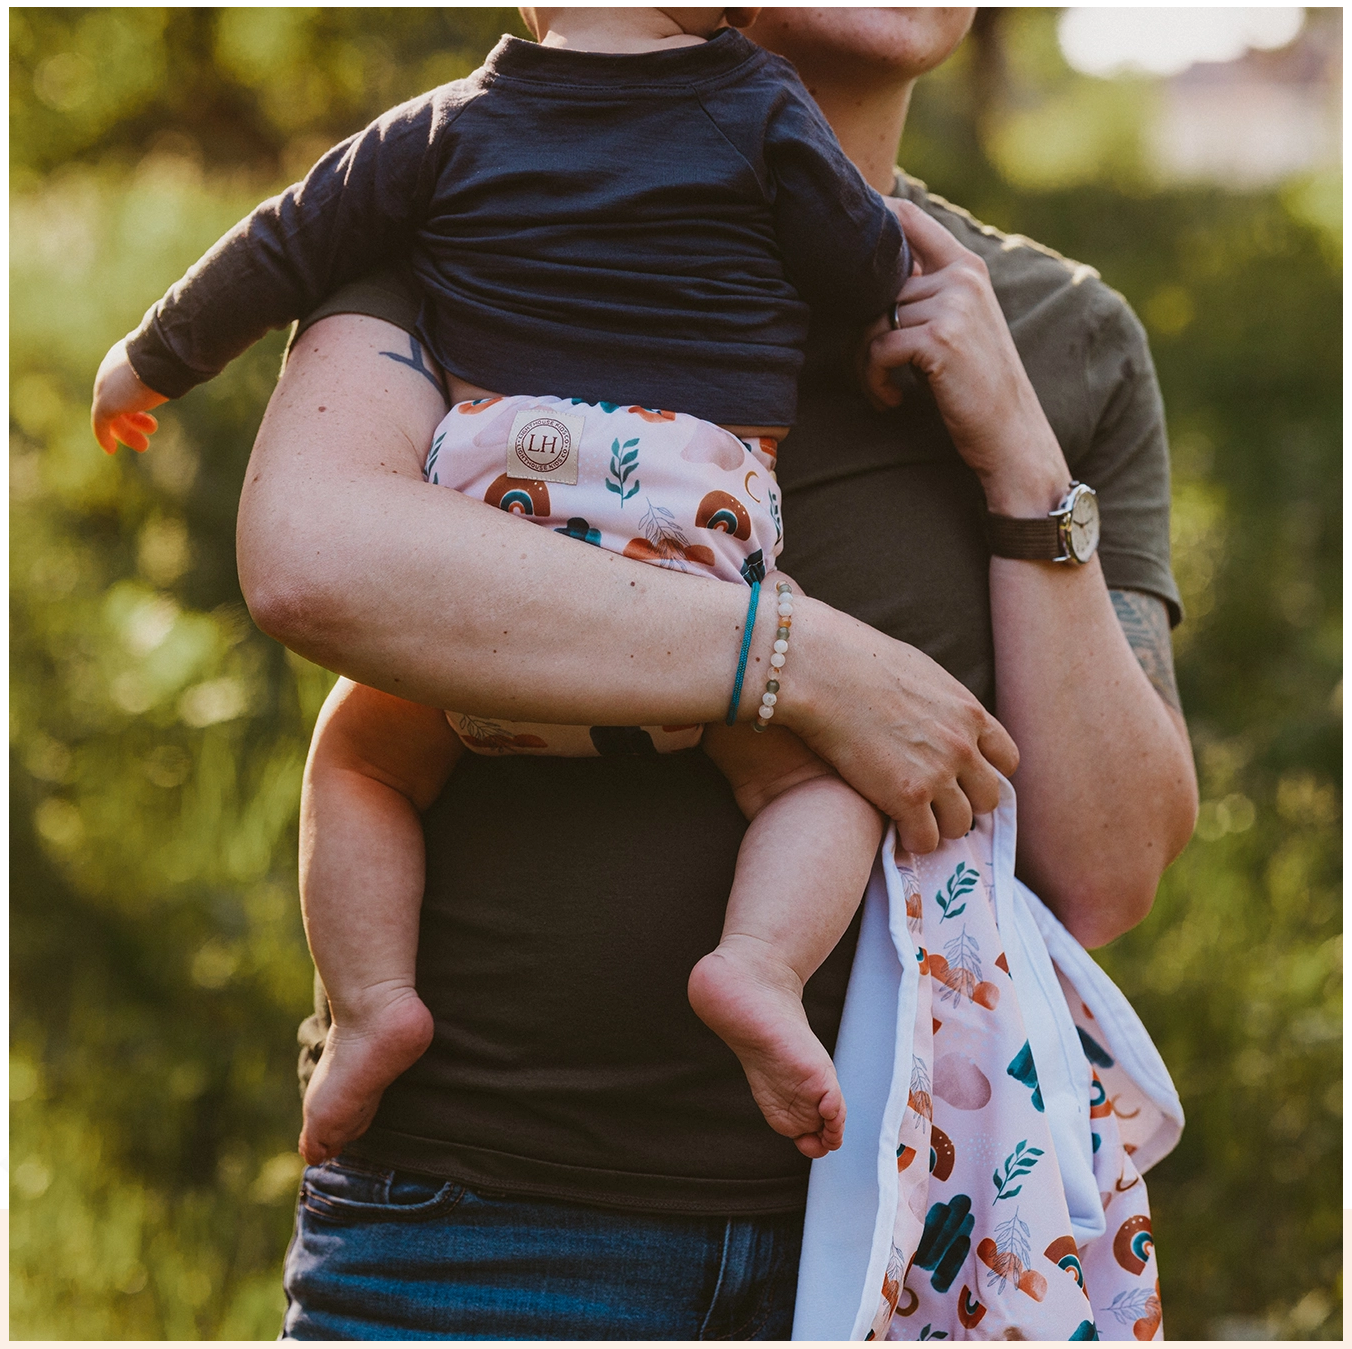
[{"xmin": 281, "ymin": 1157, "xmax": 804, "ymax": 1340}]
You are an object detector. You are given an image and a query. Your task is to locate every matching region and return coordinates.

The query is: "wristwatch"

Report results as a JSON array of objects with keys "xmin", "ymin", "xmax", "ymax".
[{"xmin": 984, "ymin": 481, "xmax": 1100, "ymax": 565}]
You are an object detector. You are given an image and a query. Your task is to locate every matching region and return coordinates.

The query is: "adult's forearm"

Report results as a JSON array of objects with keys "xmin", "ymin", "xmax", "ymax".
[
  {"xmin": 238, "ymin": 315, "xmax": 1018, "ymax": 846},
  {"xmin": 865, "ymin": 207, "xmax": 1197, "ymax": 943},
  {"xmin": 990, "ymin": 556, "xmax": 1198, "ymax": 948},
  {"xmin": 240, "ymin": 316, "xmax": 768, "ymax": 726}
]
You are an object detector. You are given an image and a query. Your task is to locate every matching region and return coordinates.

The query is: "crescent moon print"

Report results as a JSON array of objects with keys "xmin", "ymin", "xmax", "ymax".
[{"xmin": 744, "ymin": 469, "xmax": 761, "ymax": 501}]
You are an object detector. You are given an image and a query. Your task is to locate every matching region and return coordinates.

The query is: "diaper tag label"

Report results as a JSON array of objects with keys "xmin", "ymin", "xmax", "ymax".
[{"xmin": 506, "ymin": 407, "xmax": 584, "ymax": 485}]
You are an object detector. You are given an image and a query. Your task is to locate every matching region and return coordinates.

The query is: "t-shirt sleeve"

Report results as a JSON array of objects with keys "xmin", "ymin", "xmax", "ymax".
[
  {"xmin": 1074, "ymin": 293, "xmax": 1183, "ymax": 626},
  {"xmin": 124, "ymin": 92, "xmax": 447, "ymax": 399},
  {"xmin": 762, "ymin": 91, "xmax": 909, "ymax": 323}
]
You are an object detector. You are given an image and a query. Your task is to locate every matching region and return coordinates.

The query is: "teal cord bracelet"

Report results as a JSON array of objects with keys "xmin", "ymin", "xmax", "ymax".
[{"xmin": 726, "ymin": 580, "xmax": 760, "ymax": 726}]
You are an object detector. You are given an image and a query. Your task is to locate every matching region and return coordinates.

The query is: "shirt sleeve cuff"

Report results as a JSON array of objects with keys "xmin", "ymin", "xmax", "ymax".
[{"xmin": 123, "ymin": 317, "xmax": 211, "ymax": 400}]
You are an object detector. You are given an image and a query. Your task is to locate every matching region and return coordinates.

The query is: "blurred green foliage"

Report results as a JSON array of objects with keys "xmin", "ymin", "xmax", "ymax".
[{"xmin": 10, "ymin": 7, "xmax": 1340, "ymax": 1341}]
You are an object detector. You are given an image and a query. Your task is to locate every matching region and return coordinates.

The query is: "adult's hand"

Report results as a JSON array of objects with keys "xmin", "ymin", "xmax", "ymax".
[
  {"xmin": 864, "ymin": 198, "xmax": 1071, "ymax": 517},
  {"xmin": 781, "ymin": 597, "xmax": 1019, "ymax": 854}
]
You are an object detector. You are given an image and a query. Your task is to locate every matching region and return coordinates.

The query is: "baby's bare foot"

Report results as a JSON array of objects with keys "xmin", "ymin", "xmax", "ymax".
[
  {"xmin": 299, "ymin": 987, "xmax": 434, "ymax": 1166},
  {"xmin": 688, "ymin": 939, "xmax": 845, "ymax": 1159}
]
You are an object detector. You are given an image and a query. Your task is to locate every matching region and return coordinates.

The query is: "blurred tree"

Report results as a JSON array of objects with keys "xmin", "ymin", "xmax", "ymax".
[
  {"xmin": 10, "ymin": 7, "xmax": 528, "ymax": 182},
  {"xmin": 9, "ymin": 6, "xmax": 1341, "ymax": 1340}
]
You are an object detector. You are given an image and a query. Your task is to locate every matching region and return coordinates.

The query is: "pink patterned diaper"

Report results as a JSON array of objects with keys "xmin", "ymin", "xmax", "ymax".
[{"xmin": 425, "ymin": 395, "xmax": 783, "ymax": 756}]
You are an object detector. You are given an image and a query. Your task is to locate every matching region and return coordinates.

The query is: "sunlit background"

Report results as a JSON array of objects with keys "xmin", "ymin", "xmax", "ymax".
[{"xmin": 10, "ymin": 8, "xmax": 1340, "ymax": 1340}]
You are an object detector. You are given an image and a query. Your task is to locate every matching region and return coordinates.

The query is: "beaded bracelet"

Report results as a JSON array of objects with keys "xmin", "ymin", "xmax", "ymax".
[{"xmin": 753, "ymin": 581, "xmax": 793, "ymax": 733}]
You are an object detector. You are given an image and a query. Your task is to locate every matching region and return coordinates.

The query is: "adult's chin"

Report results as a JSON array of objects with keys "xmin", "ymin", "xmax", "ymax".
[{"xmin": 745, "ymin": 6, "xmax": 976, "ymax": 85}]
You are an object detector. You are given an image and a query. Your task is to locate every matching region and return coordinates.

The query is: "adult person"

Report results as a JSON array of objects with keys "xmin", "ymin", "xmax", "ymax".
[{"xmin": 242, "ymin": 9, "xmax": 1197, "ymax": 1339}]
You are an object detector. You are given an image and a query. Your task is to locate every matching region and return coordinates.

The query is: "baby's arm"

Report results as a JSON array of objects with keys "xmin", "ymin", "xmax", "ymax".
[
  {"xmin": 92, "ymin": 91, "xmax": 447, "ymax": 453},
  {"xmin": 297, "ymin": 678, "xmax": 462, "ymax": 1163}
]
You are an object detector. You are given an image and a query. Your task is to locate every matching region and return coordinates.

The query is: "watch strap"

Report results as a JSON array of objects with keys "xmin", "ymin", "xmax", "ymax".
[{"xmin": 983, "ymin": 511, "xmax": 1064, "ymax": 560}]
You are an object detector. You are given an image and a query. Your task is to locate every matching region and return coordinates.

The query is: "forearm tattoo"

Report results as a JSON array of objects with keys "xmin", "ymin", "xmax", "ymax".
[
  {"xmin": 1110, "ymin": 589, "xmax": 1182, "ymax": 714},
  {"xmin": 378, "ymin": 333, "xmax": 446, "ymax": 395}
]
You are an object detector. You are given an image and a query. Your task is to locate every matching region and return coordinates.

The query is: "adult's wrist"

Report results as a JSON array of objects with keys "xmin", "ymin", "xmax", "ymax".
[
  {"xmin": 741, "ymin": 591, "xmax": 835, "ymax": 737},
  {"xmin": 964, "ymin": 382, "xmax": 1072, "ymax": 518},
  {"xmin": 978, "ymin": 436, "xmax": 1071, "ymax": 519}
]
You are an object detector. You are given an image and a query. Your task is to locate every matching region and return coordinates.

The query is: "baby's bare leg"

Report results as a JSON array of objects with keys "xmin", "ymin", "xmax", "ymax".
[
  {"xmin": 298, "ymin": 680, "xmax": 462, "ymax": 1164},
  {"xmin": 692, "ymin": 718, "xmax": 884, "ymax": 1158}
]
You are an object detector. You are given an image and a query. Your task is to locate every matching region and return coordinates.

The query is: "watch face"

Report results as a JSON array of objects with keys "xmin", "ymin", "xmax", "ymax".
[{"xmin": 1067, "ymin": 487, "xmax": 1100, "ymax": 562}]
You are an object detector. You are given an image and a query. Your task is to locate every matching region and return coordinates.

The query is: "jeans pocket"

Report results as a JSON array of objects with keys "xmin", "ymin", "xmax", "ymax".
[{"xmin": 300, "ymin": 1157, "xmax": 465, "ymax": 1225}]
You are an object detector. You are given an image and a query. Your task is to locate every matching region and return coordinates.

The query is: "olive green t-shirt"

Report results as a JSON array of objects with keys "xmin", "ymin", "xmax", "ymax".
[{"xmin": 296, "ymin": 174, "xmax": 1180, "ymax": 1214}]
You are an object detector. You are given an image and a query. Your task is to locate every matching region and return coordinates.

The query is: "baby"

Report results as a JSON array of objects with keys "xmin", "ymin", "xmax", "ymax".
[{"xmin": 92, "ymin": 7, "xmax": 911, "ymax": 1163}]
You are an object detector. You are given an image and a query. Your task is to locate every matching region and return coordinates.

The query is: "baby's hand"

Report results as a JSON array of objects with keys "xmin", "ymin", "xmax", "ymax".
[{"xmin": 91, "ymin": 340, "xmax": 167, "ymax": 453}]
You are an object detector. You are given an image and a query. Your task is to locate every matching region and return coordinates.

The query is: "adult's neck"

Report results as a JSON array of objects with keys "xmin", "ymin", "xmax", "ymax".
[{"xmin": 804, "ymin": 76, "xmax": 915, "ymax": 196}]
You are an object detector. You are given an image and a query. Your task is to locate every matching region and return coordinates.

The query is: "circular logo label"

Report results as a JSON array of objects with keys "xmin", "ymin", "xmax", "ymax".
[{"xmin": 513, "ymin": 417, "xmax": 572, "ymax": 475}]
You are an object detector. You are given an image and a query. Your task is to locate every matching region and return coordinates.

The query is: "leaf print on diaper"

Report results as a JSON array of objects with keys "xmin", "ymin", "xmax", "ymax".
[
  {"xmin": 623, "ymin": 501, "xmax": 715, "ymax": 571},
  {"xmin": 935, "ymin": 861, "xmax": 979, "ymax": 921},
  {"xmin": 991, "ymin": 1140, "xmax": 1045, "ymax": 1203},
  {"xmin": 425, "ymin": 429, "xmax": 446, "ymax": 484},
  {"xmin": 606, "ymin": 437, "xmax": 640, "ymax": 503},
  {"xmin": 627, "ymin": 406, "xmax": 675, "ymax": 423},
  {"xmin": 908, "ymin": 1055, "xmax": 933, "ymax": 1124},
  {"xmin": 897, "ymin": 864, "xmax": 923, "ymax": 930},
  {"xmin": 1106, "ymin": 1286, "xmax": 1161, "ymax": 1340},
  {"xmin": 929, "ymin": 927, "xmax": 980, "ymax": 1006},
  {"xmin": 454, "ymin": 714, "xmax": 548, "ymax": 753},
  {"xmin": 977, "ymin": 1206, "xmax": 1046, "ymax": 1300}
]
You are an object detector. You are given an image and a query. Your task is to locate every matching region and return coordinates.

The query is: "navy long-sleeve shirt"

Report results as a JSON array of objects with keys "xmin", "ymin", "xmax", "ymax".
[{"xmin": 125, "ymin": 29, "xmax": 907, "ymax": 426}]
